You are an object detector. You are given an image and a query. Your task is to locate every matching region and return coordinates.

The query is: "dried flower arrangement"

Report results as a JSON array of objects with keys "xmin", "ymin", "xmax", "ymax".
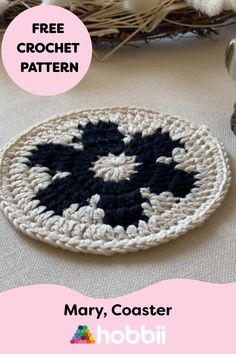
[{"xmin": 0, "ymin": 0, "xmax": 236, "ymax": 59}]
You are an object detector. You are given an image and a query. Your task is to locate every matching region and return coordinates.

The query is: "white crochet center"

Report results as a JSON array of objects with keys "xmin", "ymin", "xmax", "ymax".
[{"xmin": 91, "ymin": 153, "xmax": 139, "ymax": 182}]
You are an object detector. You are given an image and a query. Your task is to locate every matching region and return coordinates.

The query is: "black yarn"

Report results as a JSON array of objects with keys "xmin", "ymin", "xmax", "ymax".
[{"xmin": 26, "ymin": 121, "xmax": 197, "ymax": 228}]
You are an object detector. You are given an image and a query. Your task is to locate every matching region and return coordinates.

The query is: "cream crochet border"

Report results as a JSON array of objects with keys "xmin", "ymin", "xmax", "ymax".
[{"xmin": 0, "ymin": 107, "xmax": 231, "ymax": 255}]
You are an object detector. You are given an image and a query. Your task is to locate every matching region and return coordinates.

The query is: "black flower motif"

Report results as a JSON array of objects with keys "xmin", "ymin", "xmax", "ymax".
[{"xmin": 26, "ymin": 121, "xmax": 197, "ymax": 228}]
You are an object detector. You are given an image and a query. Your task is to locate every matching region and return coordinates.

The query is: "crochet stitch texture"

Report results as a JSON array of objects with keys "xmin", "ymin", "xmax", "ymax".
[
  {"xmin": 0, "ymin": 108, "xmax": 231, "ymax": 255},
  {"xmin": 26, "ymin": 121, "xmax": 196, "ymax": 228}
]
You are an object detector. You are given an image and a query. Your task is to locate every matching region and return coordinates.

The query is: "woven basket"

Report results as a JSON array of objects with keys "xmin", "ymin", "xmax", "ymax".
[{"xmin": 1, "ymin": 0, "xmax": 236, "ymax": 59}]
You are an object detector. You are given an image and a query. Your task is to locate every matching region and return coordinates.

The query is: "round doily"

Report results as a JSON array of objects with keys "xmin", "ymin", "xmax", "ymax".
[{"xmin": 0, "ymin": 107, "xmax": 231, "ymax": 255}]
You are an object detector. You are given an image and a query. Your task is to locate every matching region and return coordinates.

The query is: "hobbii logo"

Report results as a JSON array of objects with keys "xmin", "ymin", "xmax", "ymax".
[{"xmin": 96, "ymin": 325, "xmax": 166, "ymax": 345}]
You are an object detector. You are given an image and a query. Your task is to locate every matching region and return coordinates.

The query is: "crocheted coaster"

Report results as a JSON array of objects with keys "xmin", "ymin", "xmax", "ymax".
[{"xmin": 0, "ymin": 108, "xmax": 231, "ymax": 255}]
